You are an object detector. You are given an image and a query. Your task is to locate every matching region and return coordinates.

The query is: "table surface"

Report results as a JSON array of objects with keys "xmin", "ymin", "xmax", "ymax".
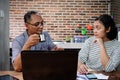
[
  {"xmin": 1, "ymin": 70, "xmax": 120, "ymax": 80},
  {"xmin": 10, "ymin": 42, "xmax": 84, "ymax": 49},
  {"xmin": 0, "ymin": 71, "xmax": 23, "ymax": 80}
]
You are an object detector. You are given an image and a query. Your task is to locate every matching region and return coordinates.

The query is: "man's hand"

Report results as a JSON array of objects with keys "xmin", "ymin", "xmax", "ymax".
[
  {"xmin": 52, "ymin": 46, "xmax": 64, "ymax": 51},
  {"xmin": 23, "ymin": 34, "xmax": 40, "ymax": 50}
]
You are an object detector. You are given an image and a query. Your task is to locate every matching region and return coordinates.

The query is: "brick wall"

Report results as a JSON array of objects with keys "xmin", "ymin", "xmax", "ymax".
[
  {"xmin": 10, "ymin": 0, "xmax": 111, "ymax": 42},
  {"xmin": 111, "ymin": 0, "xmax": 120, "ymax": 24}
]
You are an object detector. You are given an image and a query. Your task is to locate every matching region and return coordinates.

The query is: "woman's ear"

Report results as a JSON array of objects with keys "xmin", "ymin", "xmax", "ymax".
[{"xmin": 106, "ymin": 27, "xmax": 111, "ymax": 33}]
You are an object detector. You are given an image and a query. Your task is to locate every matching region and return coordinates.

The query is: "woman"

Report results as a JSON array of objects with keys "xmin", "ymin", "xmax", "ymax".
[{"xmin": 78, "ymin": 14, "xmax": 120, "ymax": 74}]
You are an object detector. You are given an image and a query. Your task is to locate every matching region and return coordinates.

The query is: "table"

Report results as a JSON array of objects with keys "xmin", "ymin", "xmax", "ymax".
[
  {"xmin": 1, "ymin": 70, "xmax": 120, "ymax": 80},
  {"xmin": 10, "ymin": 42, "xmax": 84, "ymax": 49},
  {"xmin": 0, "ymin": 71, "xmax": 23, "ymax": 80},
  {"xmin": 90, "ymin": 70, "xmax": 120, "ymax": 80},
  {"xmin": 56, "ymin": 43, "xmax": 83, "ymax": 49}
]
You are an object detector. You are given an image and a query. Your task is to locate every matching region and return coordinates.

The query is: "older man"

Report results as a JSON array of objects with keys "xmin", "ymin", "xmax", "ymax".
[{"xmin": 12, "ymin": 11, "xmax": 63, "ymax": 71}]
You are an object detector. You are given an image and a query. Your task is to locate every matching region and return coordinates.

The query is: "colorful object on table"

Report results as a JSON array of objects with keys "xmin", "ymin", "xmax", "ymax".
[
  {"xmin": 73, "ymin": 35, "xmax": 88, "ymax": 43},
  {"xmin": 65, "ymin": 36, "xmax": 71, "ymax": 42},
  {"xmin": 81, "ymin": 27, "xmax": 87, "ymax": 35},
  {"xmin": 86, "ymin": 24, "xmax": 93, "ymax": 30}
]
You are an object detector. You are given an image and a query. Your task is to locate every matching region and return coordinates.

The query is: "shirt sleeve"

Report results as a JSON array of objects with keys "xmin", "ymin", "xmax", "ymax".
[
  {"xmin": 12, "ymin": 39, "xmax": 22, "ymax": 63},
  {"xmin": 104, "ymin": 46, "xmax": 120, "ymax": 72},
  {"xmin": 78, "ymin": 38, "xmax": 91, "ymax": 63},
  {"xmin": 44, "ymin": 32, "xmax": 56, "ymax": 50}
]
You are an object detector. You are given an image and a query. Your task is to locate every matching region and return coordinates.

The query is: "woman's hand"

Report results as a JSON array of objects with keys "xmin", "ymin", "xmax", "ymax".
[
  {"xmin": 94, "ymin": 38, "xmax": 104, "ymax": 47},
  {"xmin": 94, "ymin": 37, "xmax": 103, "ymax": 43},
  {"xmin": 77, "ymin": 61, "xmax": 88, "ymax": 74}
]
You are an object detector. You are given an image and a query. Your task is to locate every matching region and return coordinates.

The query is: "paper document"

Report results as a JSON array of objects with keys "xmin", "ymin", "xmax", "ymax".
[
  {"xmin": 77, "ymin": 73, "xmax": 109, "ymax": 80},
  {"xmin": 77, "ymin": 74, "xmax": 89, "ymax": 80},
  {"xmin": 94, "ymin": 73, "xmax": 109, "ymax": 79}
]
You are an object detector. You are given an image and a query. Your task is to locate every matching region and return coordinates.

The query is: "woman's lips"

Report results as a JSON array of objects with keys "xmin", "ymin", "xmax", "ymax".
[{"xmin": 94, "ymin": 34, "xmax": 99, "ymax": 37}]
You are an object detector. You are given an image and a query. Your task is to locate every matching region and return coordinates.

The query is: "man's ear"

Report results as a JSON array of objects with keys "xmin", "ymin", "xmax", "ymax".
[
  {"xmin": 25, "ymin": 23, "xmax": 29, "ymax": 29},
  {"xmin": 106, "ymin": 27, "xmax": 111, "ymax": 33}
]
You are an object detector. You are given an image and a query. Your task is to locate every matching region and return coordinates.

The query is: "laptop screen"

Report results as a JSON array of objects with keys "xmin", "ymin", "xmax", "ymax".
[{"xmin": 21, "ymin": 50, "xmax": 78, "ymax": 80}]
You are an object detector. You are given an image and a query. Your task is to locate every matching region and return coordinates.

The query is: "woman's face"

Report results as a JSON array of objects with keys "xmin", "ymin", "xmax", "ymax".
[{"xmin": 93, "ymin": 20, "xmax": 109, "ymax": 39}]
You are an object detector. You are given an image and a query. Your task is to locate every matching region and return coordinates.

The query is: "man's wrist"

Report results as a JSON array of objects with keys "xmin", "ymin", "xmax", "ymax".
[{"xmin": 22, "ymin": 44, "xmax": 31, "ymax": 50}]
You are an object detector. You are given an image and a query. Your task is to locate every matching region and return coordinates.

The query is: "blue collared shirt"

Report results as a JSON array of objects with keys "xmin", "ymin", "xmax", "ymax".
[{"xmin": 12, "ymin": 31, "xmax": 55, "ymax": 62}]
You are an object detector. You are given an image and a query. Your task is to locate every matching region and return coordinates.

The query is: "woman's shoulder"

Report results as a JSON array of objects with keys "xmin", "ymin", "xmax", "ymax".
[
  {"xmin": 85, "ymin": 36, "xmax": 95, "ymax": 43},
  {"xmin": 112, "ymin": 39, "xmax": 120, "ymax": 46},
  {"xmin": 83, "ymin": 36, "xmax": 95, "ymax": 46}
]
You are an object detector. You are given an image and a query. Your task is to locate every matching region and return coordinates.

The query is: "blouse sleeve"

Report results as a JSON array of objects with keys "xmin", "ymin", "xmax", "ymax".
[
  {"xmin": 104, "ymin": 46, "xmax": 120, "ymax": 72},
  {"xmin": 78, "ymin": 38, "xmax": 91, "ymax": 63}
]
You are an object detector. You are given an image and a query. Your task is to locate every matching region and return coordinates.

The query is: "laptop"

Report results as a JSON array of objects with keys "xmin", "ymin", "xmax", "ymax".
[{"xmin": 21, "ymin": 50, "xmax": 78, "ymax": 80}]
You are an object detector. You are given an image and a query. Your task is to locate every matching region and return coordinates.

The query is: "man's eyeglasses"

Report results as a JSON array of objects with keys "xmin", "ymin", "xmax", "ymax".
[{"xmin": 27, "ymin": 21, "xmax": 45, "ymax": 27}]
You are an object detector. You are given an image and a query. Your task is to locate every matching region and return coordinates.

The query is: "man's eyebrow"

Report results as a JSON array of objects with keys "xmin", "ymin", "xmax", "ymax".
[{"xmin": 34, "ymin": 20, "xmax": 44, "ymax": 23}]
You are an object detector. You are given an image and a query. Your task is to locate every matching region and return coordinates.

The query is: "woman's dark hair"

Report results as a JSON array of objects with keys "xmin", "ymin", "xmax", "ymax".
[
  {"xmin": 24, "ymin": 11, "xmax": 38, "ymax": 23},
  {"xmin": 95, "ymin": 14, "xmax": 117, "ymax": 40}
]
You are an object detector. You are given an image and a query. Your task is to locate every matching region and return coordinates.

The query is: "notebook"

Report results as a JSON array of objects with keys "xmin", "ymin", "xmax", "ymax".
[{"xmin": 21, "ymin": 50, "xmax": 78, "ymax": 80}]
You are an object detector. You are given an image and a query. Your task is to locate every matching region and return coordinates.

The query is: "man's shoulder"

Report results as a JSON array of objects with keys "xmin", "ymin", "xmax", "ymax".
[
  {"xmin": 42, "ymin": 31, "xmax": 50, "ymax": 37},
  {"xmin": 42, "ymin": 31, "xmax": 49, "ymax": 35},
  {"xmin": 13, "ymin": 31, "xmax": 27, "ymax": 42}
]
